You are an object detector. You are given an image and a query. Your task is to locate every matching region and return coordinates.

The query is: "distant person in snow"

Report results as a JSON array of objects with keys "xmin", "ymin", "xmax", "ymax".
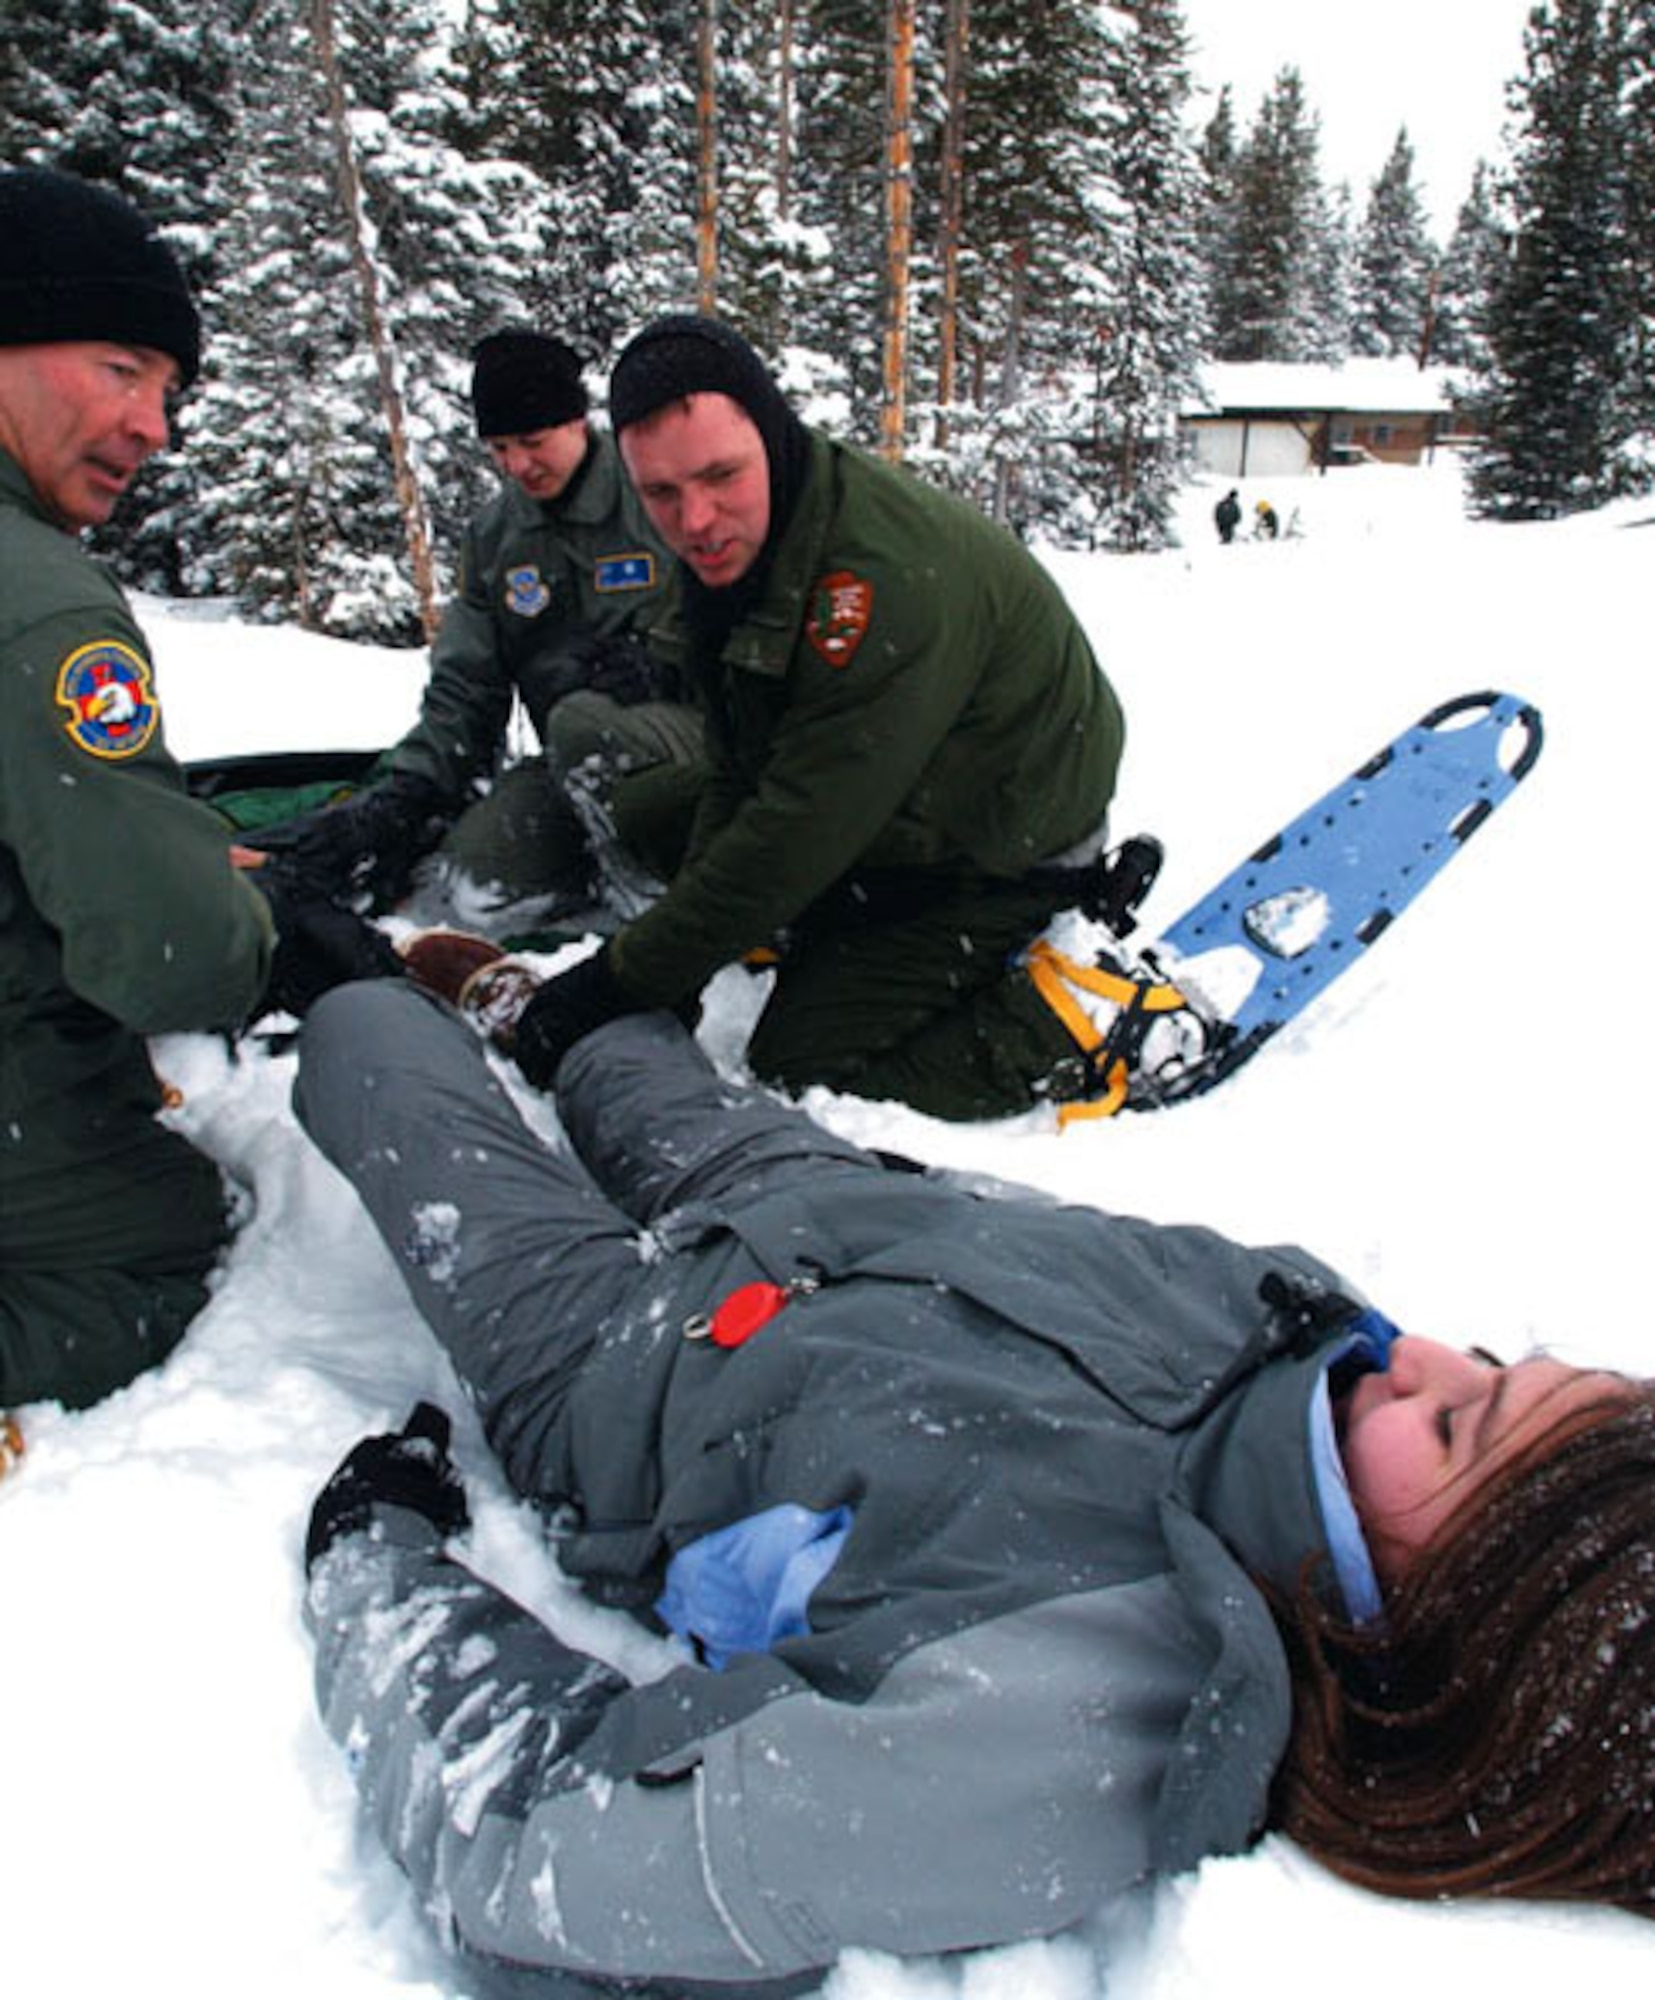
[
  {"xmin": 1214, "ymin": 487, "xmax": 1241, "ymax": 543},
  {"xmin": 296, "ymin": 977, "xmax": 1655, "ymax": 1997},
  {"xmin": 471, "ymin": 313, "xmax": 1211, "ymax": 1124},
  {"xmin": 243, "ymin": 330, "xmax": 699, "ymax": 936},
  {"xmin": 0, "ymin": 167, "xmax": 385, "ymax": 1416},
  {"xmin": 1255, "ymin": 498, "xmax": 1281, "ymax": 540}
]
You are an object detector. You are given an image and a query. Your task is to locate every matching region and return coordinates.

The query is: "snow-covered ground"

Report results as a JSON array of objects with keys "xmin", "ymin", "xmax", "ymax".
[{"xmin": 7, "ymin": 460, "xmax": 1655, "ymax": 1999}]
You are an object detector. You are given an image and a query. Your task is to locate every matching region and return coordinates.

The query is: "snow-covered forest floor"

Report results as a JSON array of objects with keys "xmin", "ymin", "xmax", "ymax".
[{"xmin": 7, "ymin": 457, "xmax": 1655, "ymax": 1999}]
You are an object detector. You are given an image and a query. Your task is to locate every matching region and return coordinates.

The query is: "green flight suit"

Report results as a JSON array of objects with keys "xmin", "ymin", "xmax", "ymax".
[
  {"xmin": 0, "ymin": 449, "xmax": 273, "ymax": 1409},
  {"xmin": 387, "ymin": 429, "xmax": 696, "ymax": 913},
  {"xmin": 608, "ymin": 431, "xmax": 1126, "ymax": 1120}
]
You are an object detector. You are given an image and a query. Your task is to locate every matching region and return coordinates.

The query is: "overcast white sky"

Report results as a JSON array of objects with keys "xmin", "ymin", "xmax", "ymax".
[{"xmin": 1177, "ymin": 0, "xmax": 1540, "ymax": 237}]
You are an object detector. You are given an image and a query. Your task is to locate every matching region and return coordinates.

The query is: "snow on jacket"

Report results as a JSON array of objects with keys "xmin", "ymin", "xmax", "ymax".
[
  {"xmin": 301, "ymin": 999, "xmax": 1368, "ymax": 1996},
  {"xmin": 609, "ymin": 429, "xmax": 1126, "ymax": 1008}
]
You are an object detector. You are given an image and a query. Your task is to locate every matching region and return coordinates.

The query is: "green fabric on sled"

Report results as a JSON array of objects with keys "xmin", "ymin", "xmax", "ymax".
[{"xmin": 186, "ymin": 748, "xmax": 392, "ymax": 833}]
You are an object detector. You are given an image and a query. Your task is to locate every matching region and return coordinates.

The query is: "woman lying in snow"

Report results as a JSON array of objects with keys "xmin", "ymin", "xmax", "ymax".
[{"xmin": 295, "ymin": 979, "xmax": 1655, "ymax": 1999}]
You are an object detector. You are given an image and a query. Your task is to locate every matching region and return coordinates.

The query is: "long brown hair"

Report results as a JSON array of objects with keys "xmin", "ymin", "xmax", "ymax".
[{"xmin": 1272, "ymin": 1387, "xmax": 1655, "ymax": 1911}]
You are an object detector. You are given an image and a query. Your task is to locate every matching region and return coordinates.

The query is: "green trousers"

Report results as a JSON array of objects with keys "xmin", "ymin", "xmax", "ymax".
[
  {"xmin": 431, "ymin": 693, "xmax": 703, "ymax": 922},
  {"xmin": 745, "ymin": 868, "xmax": 1087, "ymax": 1122},
  {"xmin": 0, "ymin": 1093, "xmax": 227, "ymax": 1410}
]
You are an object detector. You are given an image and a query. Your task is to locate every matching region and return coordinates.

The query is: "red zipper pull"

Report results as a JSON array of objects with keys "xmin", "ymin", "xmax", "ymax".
[{"xmin": 708, "ymin": 1279, "xmax": 794, "ymax": 1348}]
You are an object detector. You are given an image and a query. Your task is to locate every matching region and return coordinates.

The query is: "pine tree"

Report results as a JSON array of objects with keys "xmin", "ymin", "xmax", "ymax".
[
  {"xmin": 183, "ymin": 0, "xmax": 406, "ymax": 635},
  {"xmin": 1621, "ymin": 0, "xmax": 1655, "ymax": 446},
  {"xmin": 185, "ymin": 0, "xmax": 555, "ymax": 638},
  {"xmin": 703, "ymin": 3, "xmax": 832, "ymax": 364},
  {"xmin": 791, "ymin": 0, "xmax": 899, "ymax": 432},
  {"xmin": 919, "ymin": 0, "xmax": 1121, "ymax": 526},
  {"xmin": 1432, "ymin": 161, "xmax": 1508, "ymax": 371},
  {"xmin": 1209, "ymin": 67, "xmax": 1334, "ymax": 361},
  {"xmin": 1350, "ymin": 128, "xmax": 1439, "ymax": 360},
  {"xmin": 1193, "ymin": 82, "xmax": 1240, "ymax": 345},
  {"xmin": 1468, "ymin": 0, "xmax": 1640, "ymax": 517},
  {"xmin": 1084, "ymin": 0, "xmax": 1207, "ymax": 550},
  {"xmin": 0, "ymin": 0, "xmax": 243, "ymax": 215},
  {"xmin": 459, "ymin": 0, "xmax": 696, "ymax": 361},
  {"xmin": 325, "ymin": 0, "xmax": 559, "ymax": 557},
  {"xmin": 1304, "ymin": 178, "xmax": 1354, "ymax": 362}
]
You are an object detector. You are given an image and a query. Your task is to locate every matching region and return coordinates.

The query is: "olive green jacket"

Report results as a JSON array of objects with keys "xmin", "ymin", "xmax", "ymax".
[
  {"xmin": 0, "ymin": 449, "xmax": 272, "ymax": 1182},
  {"xmin": 389, "ymin": 428, "xmax": 671, "ymax": 804},
  {"xmin": 611, "ymin": 430, "xmax": 1124, "ymax": 1007}
]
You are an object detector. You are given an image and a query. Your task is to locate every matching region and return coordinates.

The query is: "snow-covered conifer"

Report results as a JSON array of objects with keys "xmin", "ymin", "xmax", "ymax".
[
  {"xmin": 1469, "ymin": 0, "xmax": 1640, "ymax": 517},
  {"xmin": 1350, "ymin": 128, "xmax": 1439, "ymax": 360},
  {"xmin": 1209, "ymin": 66, "xmax": 1335, "ymax": 362}
]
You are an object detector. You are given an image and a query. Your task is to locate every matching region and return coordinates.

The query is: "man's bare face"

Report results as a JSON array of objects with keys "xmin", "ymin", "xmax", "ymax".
[
  {"xmin": 0, "ymin": 341, "xmax": 178, "ymax": 530},
  {"xmin": 619, "ymin": 393, "xmax": 771, "ymax": 588}
]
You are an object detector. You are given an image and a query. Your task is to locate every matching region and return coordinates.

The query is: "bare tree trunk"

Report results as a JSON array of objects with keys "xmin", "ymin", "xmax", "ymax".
[
  {"xmin": 1416, "ymin": 267, "xmax": 1440, "ymax": 369},
  {"xmin": 696, "ymin": 0, "xmax": 719, "ymax": 313},
  {"xmin": 291, "ymin": 474, "xmax": 315, "ymax": 631},
  {"xmin": 879, "ymin": 0, "xmax": 916, "ymax": 462},
  {"xmin": 776, "ymin": 0, "xmax": 795, "ymax": 222},
  {"xmin": 935, "ymin": 0, "xmax": 969, "ymax": 450},
  {"xmin": 309, "ymin": 0, "xmax": 438, "ymax": 638},
  {"xmin": 991, "ymin": 239, "xmax": 1029, "ymax": 525}
]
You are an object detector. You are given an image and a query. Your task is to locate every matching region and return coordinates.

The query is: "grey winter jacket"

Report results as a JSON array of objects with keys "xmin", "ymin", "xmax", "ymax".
[{"xmin": 299, "ymin": 992, "xmax": 1366, "ymax": 1996}]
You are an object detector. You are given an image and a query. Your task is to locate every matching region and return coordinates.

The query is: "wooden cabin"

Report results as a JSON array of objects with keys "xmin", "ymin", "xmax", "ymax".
[{"xmin": 1183, "ymin": 361, "xmax": 1471, "ymax": 478}]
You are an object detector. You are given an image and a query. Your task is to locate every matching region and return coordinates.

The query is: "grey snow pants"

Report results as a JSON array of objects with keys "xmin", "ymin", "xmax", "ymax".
[{"xmin": 292, "ymin": 982, "xmax": 871, "ymax": 1501}]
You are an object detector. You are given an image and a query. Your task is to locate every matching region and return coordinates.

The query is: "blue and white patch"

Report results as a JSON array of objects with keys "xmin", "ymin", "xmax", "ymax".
[
  {"xmin": 55, "ymin": 639, "xmax": 161, "ymax": 761},
  {"xmin": 594, "ymin": 551, "xmax": 656, "ymax": 593},
  {"xmin": 503, "ymin": 565, "xmax": 553, "ymax": 618}
]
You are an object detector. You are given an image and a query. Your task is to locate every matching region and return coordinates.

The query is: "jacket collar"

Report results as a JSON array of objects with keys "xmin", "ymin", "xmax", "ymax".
[
  {"xmin": 0, "ymin": 446, "xmax": 56, "ymax": 527},
  {"xmin": 556, "ymin": 425, "xmax": 624, "ymax": 527},
  {"xmin": 1176, "ymin": 1342, "xmax": 1362, "ymax": 1613},
  {"xmin": 499, "ymin": 424, "xmax": 621, "ymax": 531}
]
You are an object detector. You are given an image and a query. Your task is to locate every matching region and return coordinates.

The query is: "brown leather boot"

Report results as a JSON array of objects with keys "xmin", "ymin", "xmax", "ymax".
[
  {"xmin": 399, "ymin": 931, "xmax": 542, "ymax": 1052},
  {"xmin": 399, "ymin": 928, "xmax": 505, "ymax": 1002}
]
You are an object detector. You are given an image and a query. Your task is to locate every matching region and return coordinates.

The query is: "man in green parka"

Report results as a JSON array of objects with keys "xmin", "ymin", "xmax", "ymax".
[
  {"xmin": 498, "ymin": 314, "xmax": 1204, "ymax": 1122},
  {"xmin": 0, "ymin": 168, "xmax": 275, "ymax": 1412},
  {"xmin": 247, "ymin": 330, "xmax": 697, "ymax": 933}
]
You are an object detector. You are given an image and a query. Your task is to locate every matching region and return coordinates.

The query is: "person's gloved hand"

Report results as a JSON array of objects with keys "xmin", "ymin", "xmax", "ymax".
[
  {"xmin": 305, "ymin": 1402, "xmax": 470, "ymax": 1572},
  {"xmin": 567, "ymin": 630, "xmax": 668, "ymax": 707},
  {"xmin": 513, "ymin": 945, "xmax": 634, "ymax": 1089},
  {"xmin": 253, "ymin": 857, "xmax": 409, "ymax": 1019},
  {"xmin": 242, "ymin": 772, "xmax": 448, "ymax": 908}
]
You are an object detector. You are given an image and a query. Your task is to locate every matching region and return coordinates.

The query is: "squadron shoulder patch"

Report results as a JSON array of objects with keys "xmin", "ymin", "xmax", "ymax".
[
  {"xmin": 503, "ymin": 565, "xmax": 553, "ymax": 618},
  {"xmin": 595, "ymin": 552, "xmax": 656, "ymax": 592},
  {"xmin": 805, "ymin": 570, "xmax": 874, "ymax": 668},
  {"xmin": 56, "ymin": 639, "xmax": 161, "ymax": 760}
]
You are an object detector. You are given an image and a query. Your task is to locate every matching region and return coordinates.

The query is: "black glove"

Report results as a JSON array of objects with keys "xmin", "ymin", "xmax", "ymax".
[
  {"xmin": 254, "ymin": 858, "xmax": 409, "ymax": 1019},
  {"xmin": 567, "ymin": 630, "xmax": 668, "ymax": 708},
  {"xmin": 513, "ymin": 945, "xmax": 634, "ymax": 1089},
  {"xmin": 244, "ymin": 771, "xmax": 449, "ymax": 908},
  {"xmin": 305, "ymin": 1402, "xmax": 470, "ymax": 1572}
]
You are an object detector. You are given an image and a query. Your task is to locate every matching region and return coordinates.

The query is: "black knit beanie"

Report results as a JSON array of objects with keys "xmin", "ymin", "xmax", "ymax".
[
  {"xmin": 0, "ymin": 167, "xmax": 201, "ymax": 386},
  {"xmin": 609, "ymin": 314, "xmax": 813, "ymax": 570},
  {"xmin": 470, "ymin": 329, "xmax": 589, "ymax": 438}
]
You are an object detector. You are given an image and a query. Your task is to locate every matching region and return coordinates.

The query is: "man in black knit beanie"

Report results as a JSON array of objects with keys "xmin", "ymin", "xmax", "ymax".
[{"xmin": 0, "ymin": 167, "xmax": 274, "ymax": 1414}]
